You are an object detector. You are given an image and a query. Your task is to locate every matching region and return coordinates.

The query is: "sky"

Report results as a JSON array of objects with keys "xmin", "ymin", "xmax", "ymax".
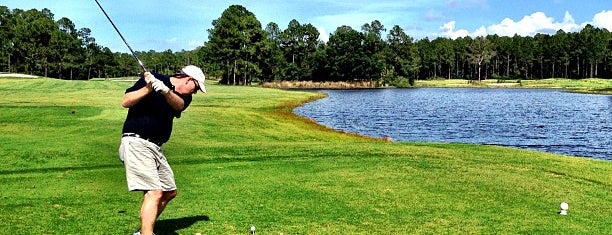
[{"xmin": 2, "ymin": 0, "xmax": 611, "ymax": 53}]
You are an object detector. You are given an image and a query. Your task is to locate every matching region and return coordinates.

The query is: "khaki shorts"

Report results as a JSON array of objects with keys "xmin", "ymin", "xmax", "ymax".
[{"xmin": 118, "ymin": 136, "xmax": 176, "ymax": 191}]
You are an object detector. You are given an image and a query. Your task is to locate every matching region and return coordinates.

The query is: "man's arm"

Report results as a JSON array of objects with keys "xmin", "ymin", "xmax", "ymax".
[
  {"xmin": 161, "ymin": 91, "xmax": 185, "ymax": 111},
  {"xmin": 121, "ymin": 85, "xmax": 184, "ymax": 110},
  {"xmin": 122, "ymin": 85, "xmax": 152, "ymax": 108},
  {"xmin": 146, "ymin": 72, "xmax": 184, "ymax": 111},
  {"xmin": 122, "ymin": 72, "xmax": 185, "ymax": 111}
]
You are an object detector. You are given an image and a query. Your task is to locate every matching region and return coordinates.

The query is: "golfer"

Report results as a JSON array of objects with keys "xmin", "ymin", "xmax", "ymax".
[{"xmin": 118, "ymin": 65, "xmax": 205, "ymax": 235}]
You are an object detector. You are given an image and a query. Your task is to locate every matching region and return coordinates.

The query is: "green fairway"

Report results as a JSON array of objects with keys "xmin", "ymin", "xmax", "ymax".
[{"xmin": 0, "ymin": 77, "xmax": 610, "ymax": 234}]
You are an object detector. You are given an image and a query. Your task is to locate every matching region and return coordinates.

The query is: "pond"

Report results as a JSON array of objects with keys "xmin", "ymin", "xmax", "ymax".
[{"xmin": 293, "ymin": 88, "xmax": 611, "ymax": 161}]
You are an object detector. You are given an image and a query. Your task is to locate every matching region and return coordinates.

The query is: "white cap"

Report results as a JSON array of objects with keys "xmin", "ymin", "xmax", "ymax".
[{"xmin": 181, "ymin": 65, "xmax": 206, "ymax": 93}]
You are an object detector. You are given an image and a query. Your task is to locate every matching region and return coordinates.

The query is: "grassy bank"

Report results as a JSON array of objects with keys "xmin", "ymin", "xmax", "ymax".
[
  {"xmin": 415, "ymin": 78, "xmax": 612, "ymax": 94},
  {"xmin": 0, "ymin": 77, "xmax": 610, "ymax": 234}
]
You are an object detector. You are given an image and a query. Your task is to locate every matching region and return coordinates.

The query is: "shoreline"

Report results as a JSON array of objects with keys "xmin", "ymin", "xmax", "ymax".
[{"xmin": 263, "ymin": 78, "xmax": 612, "ymax": 95}]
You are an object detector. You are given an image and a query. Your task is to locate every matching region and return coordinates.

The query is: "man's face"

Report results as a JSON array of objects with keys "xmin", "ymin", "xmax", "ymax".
[
  {"xmin": 174, "ymin": 76, "xmax": 199, "ymax": 95},
  {"xmin": 189, "ymin": 78, "xmax": 201, "ymax": 94}
]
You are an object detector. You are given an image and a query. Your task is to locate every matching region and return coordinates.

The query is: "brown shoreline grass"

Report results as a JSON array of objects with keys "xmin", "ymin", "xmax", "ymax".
[{"xmin": 262, "ymin": 80, "xmax": 377, "ymax": 89}]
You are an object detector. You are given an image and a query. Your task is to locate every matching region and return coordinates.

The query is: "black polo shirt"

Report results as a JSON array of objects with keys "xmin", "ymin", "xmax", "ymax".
[{"xmin": 121, "ymin": 73, "xmax": 192, "ymax": 145}]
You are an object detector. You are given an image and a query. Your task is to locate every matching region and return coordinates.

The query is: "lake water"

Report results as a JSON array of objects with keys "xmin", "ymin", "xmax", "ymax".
[{"xmin": 293, "ymin": 88, "xmax": 611, "ymax": 161}]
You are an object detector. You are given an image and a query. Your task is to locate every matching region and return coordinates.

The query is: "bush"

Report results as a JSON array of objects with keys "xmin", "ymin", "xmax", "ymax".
[{"xmin": 389, "ymin": 77, "xmax": 411, "ymax": 88}]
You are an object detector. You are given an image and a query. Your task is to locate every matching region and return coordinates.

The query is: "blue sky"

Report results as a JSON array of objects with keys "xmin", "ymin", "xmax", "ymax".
[{"xmin": 3, "ymin": 0, "xmax": 611, "ymax": 53}]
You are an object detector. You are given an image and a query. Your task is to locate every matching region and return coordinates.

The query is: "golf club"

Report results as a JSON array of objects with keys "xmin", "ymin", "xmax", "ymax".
[{"xmin": 94, "ymin": 0, "xmax": 146, "ymax": 72}]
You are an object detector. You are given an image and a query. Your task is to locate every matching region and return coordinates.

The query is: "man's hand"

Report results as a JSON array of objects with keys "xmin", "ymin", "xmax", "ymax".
[
  {"xmin": 143, "ymin": 72, "xmax": 169, "ymax": 94},
  {"xmin": 152, "ymin": 79, "xmax": 170, "ymax": 94},
  {"xmin": 144, "ymin": 72, "xmax": 158, "ymax": 84}
]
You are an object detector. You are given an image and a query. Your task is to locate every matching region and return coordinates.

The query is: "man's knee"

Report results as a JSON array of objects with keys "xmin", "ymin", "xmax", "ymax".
[
  {"xmin": 164, "ymin": 190, "xmax": 177, "ymax": 200},
  {"xmin": 144, "ymin": 190, "xmax": 164, "ymax": 200}
]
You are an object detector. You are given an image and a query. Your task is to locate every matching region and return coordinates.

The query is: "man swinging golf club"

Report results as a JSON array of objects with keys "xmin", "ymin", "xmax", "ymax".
[
  {"xmin": 94, "ymin": 1, "xmax": 206, "ymax": 233},
  {"xmin": 118, "ymin": 65, "xmax": 205, "ymax": 235}
]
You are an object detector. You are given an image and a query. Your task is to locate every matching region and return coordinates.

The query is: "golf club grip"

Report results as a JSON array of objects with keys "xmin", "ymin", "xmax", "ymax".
[{"xmin": 94, "ymin": 0, "xmax": 147, "ymax": 72}]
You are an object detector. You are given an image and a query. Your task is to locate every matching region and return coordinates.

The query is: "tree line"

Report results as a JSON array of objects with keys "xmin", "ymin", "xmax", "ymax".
[
  {"xmin": 1, "ymin": 5, "xmax": 611, "ymax": 85},
  {"xmin": 0, "ymin": 6, "xmax": 197, "ymax": 79}
]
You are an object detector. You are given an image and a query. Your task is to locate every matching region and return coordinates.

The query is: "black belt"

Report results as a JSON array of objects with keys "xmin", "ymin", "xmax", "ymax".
[{"xmin": 122, "ymin": 133, "xmax": 163, "ymax": 146}]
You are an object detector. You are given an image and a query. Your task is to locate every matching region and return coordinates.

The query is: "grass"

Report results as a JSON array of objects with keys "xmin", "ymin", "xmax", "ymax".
[
  {"xmin": 0, "ymin": 77, "xmax": 610, "ymax": 234},
  {"xmin": 415, "ymin": 78, "xmax": 612, "ymax": 94},
  {"xmin": 519, "ymin": 78, "xmax": 612, "ymax": 94}
]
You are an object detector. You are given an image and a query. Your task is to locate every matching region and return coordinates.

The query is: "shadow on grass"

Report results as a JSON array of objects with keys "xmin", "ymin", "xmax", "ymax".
[{"xmin": 155, "ymin": 215, "xmax": 210, "ymax": 235}]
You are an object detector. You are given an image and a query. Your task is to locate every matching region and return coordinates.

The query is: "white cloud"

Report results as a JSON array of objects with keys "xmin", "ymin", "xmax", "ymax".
[
  {"xmin": 317, "ymin": 27, "xmax": 329, "ymax": 42},
  {"xmin": 559, "ymin": 11, "xmax": 580, "ymax": 32},
  {"xmin": 440, "ymin": 21, "xmax": 468, "ymax": 38},
  {"xmin": 591, "ymin": 10, "xmax": 612, "ymax": 30},
  {"xmin": 472, "ymin": 26, "xmax": 487, "ymax": 37},
  {"xmin": 486, "ymin": 12, "xmax": 558, "ymax": 36},
  {"xmin": 440, "ymin": 11, "xmax": 603, "ymax": 39}
]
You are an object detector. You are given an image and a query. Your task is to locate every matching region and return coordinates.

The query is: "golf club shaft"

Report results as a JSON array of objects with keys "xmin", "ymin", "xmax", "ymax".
[{"xmin": 94, "ymin": 0, "xmax": 146, "ymax": 72}]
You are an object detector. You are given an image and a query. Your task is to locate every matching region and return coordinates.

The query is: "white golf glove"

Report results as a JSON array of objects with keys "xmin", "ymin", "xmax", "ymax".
[
  {"xmin": 143, "ymin": 72, "xmax": 158, "ymax": 84},
  {"xmin": 151, "ymin": 79, "xmax": 170, "ymax": 94}
]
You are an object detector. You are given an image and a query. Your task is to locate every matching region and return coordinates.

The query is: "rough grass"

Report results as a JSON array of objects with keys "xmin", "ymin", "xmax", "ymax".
[{"xmin": 0, "ymin": 77, "xmax": 610, "ymax": 234}]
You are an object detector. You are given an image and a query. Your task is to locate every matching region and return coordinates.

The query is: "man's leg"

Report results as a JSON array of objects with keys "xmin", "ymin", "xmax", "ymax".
[
  {"xmin": 156, "ymin": 190, "xmax": 177, "ymax": 218},
  {"xmin": 140, "ymin": 190, "xmax": 163, "ymax": 235},
  {"xmin": 139, "ymin": 190, "xmax": 177, "ymax": 235},
  {"xmin": 138, "ymin": 143, "xmax": 176, "ymax": 234}
]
